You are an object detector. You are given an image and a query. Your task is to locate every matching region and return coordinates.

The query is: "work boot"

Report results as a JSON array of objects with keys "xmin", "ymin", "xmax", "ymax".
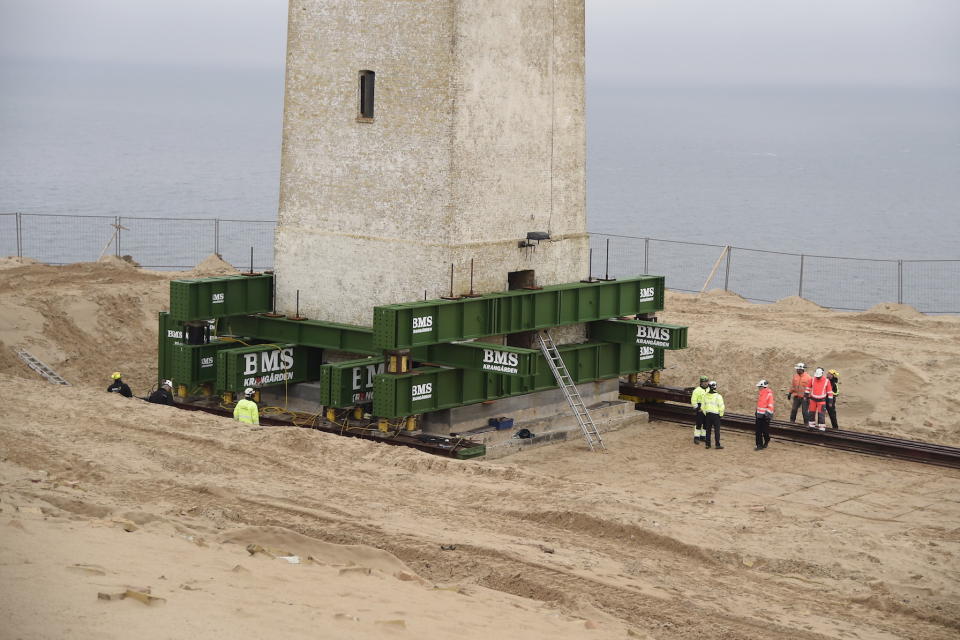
[
  {"xmin": 754, "ymin": 446, "xmax": 763, "ymax": 451},
  {"xmin": 694, "ymin": 436, "xmax": 699, "ymax": 444},
  {"xmin": 818, "ymin": 426, "xmax": 826, "ymax": 431},
  {"xmin": 705, "ymin": 443, "xmax": 711, "ymax": 449},
  {"xmin": 715, "ymin": 444, "xmax": 724, "ymax": 450}
]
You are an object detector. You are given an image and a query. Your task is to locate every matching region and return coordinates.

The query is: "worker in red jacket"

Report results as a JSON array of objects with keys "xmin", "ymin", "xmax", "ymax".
[
  {"xmin": 754, "ymin": 379, "xmax": 774, "ymax": 450},
  {"xmin": 804, "ymin": 368, "xmax": 834, "ymax": 431},
  {"xmin": 787, "ymin": 362, "xmax": 812, "ymax": 424}
]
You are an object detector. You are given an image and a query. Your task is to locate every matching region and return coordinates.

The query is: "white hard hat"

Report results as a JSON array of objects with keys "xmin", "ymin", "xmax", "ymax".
[
  {"xmin": 814, "ymin": 367, "xmax": 824, "ymax": 377},
  {"xmin": 244, "ymin": 387, "xmax": 255, "ymax": 397},
  {"xmin": 162, "ymin": 379, "xmax": 173, "ymax": 387},
  {"xmin": 795, "ymin": 362, "xmax": 805, "ymax": 369},
  {"xmin": 756, "ymin": 379, "xmax": 768, "ymax": 387},
  {"xmin": 708, "ymin": 380, "xmax": 717, "ymax": 388}
]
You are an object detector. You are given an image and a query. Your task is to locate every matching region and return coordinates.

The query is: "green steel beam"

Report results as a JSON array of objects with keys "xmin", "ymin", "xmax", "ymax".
[
  {"xmin": 169, "ymin": 274, "xmax": 273, "ymax": 322},
  {"xmin": 157, "ymin": 312, "xmax": 182, "ymax": 387},
  {"xmin": 372, "ymin": 275, "xmax": 665, "ymax": 350},
  {"xmin": 590, "ymin": 319, "xmax": 688, "ymax": 350},
  {"xmin": 372, "ymin": 341, "xmax": 665, "ymax": 417},
  {"xmin": 216, "ymin": 343, "xmax": 323, "ymax": 392},
  {"xmin": 413, "ymin": 342, "xmax": 541, "ymax": 377},
  {"xmin": 172, "ymin": 340, "xmax": 239, "ymax": 387},
  {"xmin": 319, "ymin": 357, "xmax": 387, "ymax": 407},
  {"xmin": 222, "ymin": 314, "xmax": 377, "ymax": 355}
]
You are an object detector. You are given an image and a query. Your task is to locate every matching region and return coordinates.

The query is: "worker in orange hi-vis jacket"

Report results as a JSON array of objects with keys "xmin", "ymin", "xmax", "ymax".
[
  {"xmin": 804, "ymin": 368, "xmax": 834, "ymax": 431},
  {"xmin": 787, "ymin": 362, "xmax": 812, "ymax": 424},
  {"xmin": 754, "ymin": 379, "xmax": 774, "ymax": 450}
]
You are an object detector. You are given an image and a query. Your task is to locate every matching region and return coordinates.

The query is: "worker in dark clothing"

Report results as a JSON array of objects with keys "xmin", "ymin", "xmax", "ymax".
[
  {"xmin": 107, "ymin": 372, "xmax": 132, "ymax": 398},
  {"xmin": 826, "ymin": 369, "xmax": 840, "ymax": 429},
  {"xmin": 147, "ymin": 379, "xmax": 175, "ymax": 405}
]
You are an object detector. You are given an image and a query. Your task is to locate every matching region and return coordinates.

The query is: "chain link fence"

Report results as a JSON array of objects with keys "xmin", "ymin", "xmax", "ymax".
[
  {"xmin": 589, "ymin": 233, "xmax": 958, "ymax": 314},
  {"xmin": 2, "ymin": 213, "xmax": 956, "ymax": 313},
  {"xmin": 1, "ymin": 212, "xmax": 274, "ymax": 271}
]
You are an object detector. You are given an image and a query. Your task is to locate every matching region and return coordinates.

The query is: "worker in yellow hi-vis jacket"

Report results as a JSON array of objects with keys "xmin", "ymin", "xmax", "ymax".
[
  {"xmin": 701, "ymin": 381, "xmax": 725, "ymax": 450},
  {"xmin": 690, "ymin": 375, "xmax": 709, "ymax": 444},
  {"xmin": 234, "ymin": 387, "xmax": 260, "ymax": 425}
]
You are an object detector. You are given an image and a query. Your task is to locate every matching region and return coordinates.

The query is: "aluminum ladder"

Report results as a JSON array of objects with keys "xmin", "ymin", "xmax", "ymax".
[
  {"xmin": 536, "ymin": 331, "xmax": 605, "ymax": 451},
  {"xmin": 15, "ymin": 348, "xmax": 70, "ymax": 386}
]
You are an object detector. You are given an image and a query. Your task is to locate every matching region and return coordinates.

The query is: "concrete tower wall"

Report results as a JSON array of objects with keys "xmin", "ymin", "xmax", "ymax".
[{"xmin": 275, "ymin": 0, "xmax": 587, "ymax": 326}]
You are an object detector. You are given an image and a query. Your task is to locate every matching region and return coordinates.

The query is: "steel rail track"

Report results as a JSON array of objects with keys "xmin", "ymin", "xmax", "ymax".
[{"xmin": 621, "ymin": 383, "xmax": 960, "ymax": 469}]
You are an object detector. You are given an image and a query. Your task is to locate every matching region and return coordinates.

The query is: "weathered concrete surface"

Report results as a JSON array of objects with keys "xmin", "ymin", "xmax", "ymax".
[
  {"xmin": 275, "ymin": 0, "xmax": 587, "ymax": 326},
  {"xmin": 421, "ymin": 378, "xmax": 620, "ymax": 435}
]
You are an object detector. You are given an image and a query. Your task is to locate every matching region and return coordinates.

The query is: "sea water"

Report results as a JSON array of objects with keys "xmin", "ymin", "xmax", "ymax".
[{"xmin": 2, "ymin": 60, "xmax": 958, "ymax": 262}]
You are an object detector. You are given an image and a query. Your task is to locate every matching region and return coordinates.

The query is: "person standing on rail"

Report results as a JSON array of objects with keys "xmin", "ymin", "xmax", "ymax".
[
  {"xmin": 805, "ymin": 368, "xmax": 834, "ymax": 431},
  {"xmin": 755, "ymin": 379, "xmax": 774, "ymax": 450},
  {"xmin": 107, "ymin": 372, "xmax": 132, "ymax": 398},
  {"xmin": 234, "ymin": 387, "xmax": 260, "ymax": 426},
  {"xmin": 826, "ymin": 369, "xmax": 840, "ymax": 429},
  {"xmin": 702, "ymin": 380, "xmax": 725, "ymax": 450},
  {"xmin": 787, "ymin": 363, "xmax": 812, "ymax": 424},
  {"xmin": 690, "ymin": 375, "xmax": 709, "ymax": 444}
]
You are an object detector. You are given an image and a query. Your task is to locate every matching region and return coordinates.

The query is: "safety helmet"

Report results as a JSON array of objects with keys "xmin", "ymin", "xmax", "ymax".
[
  {"xmin": 795, "ymin": 362, "xmax": 805, "ymax": 370},
  {"xmin": 162, "ymin": 379, "xmax": 173, "ymax": 388},
  {"xmin": 708, "ymin": 380, "xmax": 717, "ymax": 389},
  {"xmin": 244, "ymin": 387, "xmax": 255, "ymax": 397},
  {"xmin": 111, "ymin": 372, "xmax": 122, "ymax": 380},
  {"xmin": 828, "ymin": 369, "xmax": 839, "ymax": 377},
  {"xmin": 756, "ymin": 379, "xmax": 768, "ymax": 388},
  {"xmin": 814, "ymin": 367, "xmax": 824, "ymax": 378},
  {"xmin": 699, "ymin": 375, "xmax": 709, "ymax": 382}
]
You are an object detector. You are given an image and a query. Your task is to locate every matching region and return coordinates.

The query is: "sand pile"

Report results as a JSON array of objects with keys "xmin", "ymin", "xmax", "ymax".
[
  {"xmin": 191, "ymin": 253, "xmax": 240, "ymax": 277},
  {"xmin": 1, "ymin": 261, "xmax": 959, "ymax": 639}
]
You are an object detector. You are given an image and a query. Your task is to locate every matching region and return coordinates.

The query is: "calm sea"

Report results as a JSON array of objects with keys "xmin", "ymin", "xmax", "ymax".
[{"xmin": 2, "ymin": 60, "xmax": 958, "ymax": 260}]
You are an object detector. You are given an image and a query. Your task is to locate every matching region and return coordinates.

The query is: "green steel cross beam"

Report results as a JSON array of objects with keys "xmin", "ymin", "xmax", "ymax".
[
  {"xmin": 169, "ymin": 274, "xmax": 274, "ymax": 322},
  {"xmin": 216, "ymin": 343, "xmax": 323, "ymax": 392},
  {"xmin": 372, "ymin": 275, "xmax": 665, "ymax": 350},
  {"xmin": 372, "ymin": 341, "xmax": 665, "ymax": 417},
  {"xmin": 222, "ymin": 314, "xmax": 377, "ymax": 355},
  {"xmin": 413, "ymin": 342, "xmax": 541, "ymax": 377},
  {"xmin": 590, "ymin": 319, "xmax": 689, "ymax": 350},
  {"xmin": 319, "ymin": 356, "xmax": 387, "ymax": 407}
]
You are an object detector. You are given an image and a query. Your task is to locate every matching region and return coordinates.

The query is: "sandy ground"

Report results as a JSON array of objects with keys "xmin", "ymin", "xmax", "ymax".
[{"xmin": 1, "ymin": 258, "xmax": 959, "ymax": 639}]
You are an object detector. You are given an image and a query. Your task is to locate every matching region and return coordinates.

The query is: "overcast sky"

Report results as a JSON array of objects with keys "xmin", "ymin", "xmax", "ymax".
[{"xmin": 0, "ymin": 0, "xmax": 958, "ymax": 87}]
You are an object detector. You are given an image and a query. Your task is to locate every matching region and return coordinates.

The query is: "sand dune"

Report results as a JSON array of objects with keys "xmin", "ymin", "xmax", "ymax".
[{"xmin": 1, "ymin": 261, "xmax": 959, "ymax": 639}]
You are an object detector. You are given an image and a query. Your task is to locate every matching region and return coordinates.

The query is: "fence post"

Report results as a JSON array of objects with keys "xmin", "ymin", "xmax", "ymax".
[
  {"xmin": 643, "ymin": 237, "xmax": 649, "ymax": 273},
  {"xmin": 117, "ymin": 216, "xmax": 123, "ymax": 257},
  {"xmin": 214, "ymin": 218, "xmax": 220, "ymax": 256},
  {"xmin": 723, "ymin": 247, "xmax": 732, "ymax": 291},
  {"xmin": 16, "ymin": 212, "xmax": 22, "ymax": 259},
  {"xmin": 114, "ymin": 216, "xmax": 120, "ymax": 257},
  {"xmin": 897, "ymin": 260, "xmax": 903, "ymax": 304},
  {"xmin": 798, "ymin": 254, "xmax": 805, "ymax": 298}
]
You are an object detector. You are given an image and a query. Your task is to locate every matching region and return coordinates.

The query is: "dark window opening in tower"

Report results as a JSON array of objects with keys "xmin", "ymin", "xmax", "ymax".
[{"xmin": 359, "ymin": 70, "xmax": 375, "ymax": 119}]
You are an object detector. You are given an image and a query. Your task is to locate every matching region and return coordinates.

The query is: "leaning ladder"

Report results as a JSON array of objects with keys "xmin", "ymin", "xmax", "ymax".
[
  {"xmin": 15, "ymin": 348, "xmax": 71, "ymax": 386},
  {"xmin": 537, "ymin": 331, "xmax": 605, "ymax": 451}
]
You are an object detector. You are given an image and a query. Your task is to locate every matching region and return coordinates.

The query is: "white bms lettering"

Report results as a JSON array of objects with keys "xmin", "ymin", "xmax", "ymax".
[
  {"xmin": 412, "ymin": 316, "xmax": 433, "ymax": 334},
  {"xmin": 411, "ymin": 382, "xmax": 433, "ymax": 402},
  {"xmin": 481, "ymin": 349, "xmax": 520, "ymax": 375},
  {"xmin": 635, "ymin": 325, "xmax": 671, "ymax": 348},
  {"xmin": 638, "ymin": 286, "xmax": 656, "ymax": 303},
  {"xmin": 638, "ymin": 346, "xmax": 656, "ymax": 360}
]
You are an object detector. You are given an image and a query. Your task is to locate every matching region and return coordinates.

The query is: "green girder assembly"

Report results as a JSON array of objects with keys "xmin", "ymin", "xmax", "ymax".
[{"xmin": 157, "ymin": 272, "xmax": 685, "ymax": 420}]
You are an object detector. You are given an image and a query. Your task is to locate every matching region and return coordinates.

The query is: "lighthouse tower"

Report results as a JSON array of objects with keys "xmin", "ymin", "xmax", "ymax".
[{"xmin": 274, "ymin": 0, "xmax": 588, "ymax": 326}]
